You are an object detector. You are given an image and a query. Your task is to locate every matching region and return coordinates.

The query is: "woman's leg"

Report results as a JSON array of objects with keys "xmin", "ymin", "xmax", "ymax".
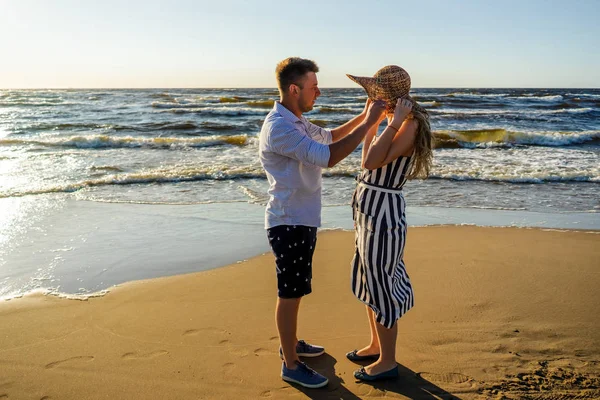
[
  {"xmin": 364, "ymin": 320, "xmax": 398, "ymax": 375},
  {"xmin": 356, "ymin": 306, "xmax": 380, "ymax": 356}
]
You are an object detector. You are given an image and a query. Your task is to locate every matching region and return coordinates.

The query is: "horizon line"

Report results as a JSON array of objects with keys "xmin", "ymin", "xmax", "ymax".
[{"xmin": 2, "ymin": 86, "xmax": 599, "ymax": 90}]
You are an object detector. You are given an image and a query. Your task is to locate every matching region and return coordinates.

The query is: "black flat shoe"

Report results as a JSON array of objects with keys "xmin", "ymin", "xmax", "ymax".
[
  {"xmin": 354, "ymin": 365, "xmax": 399, "ymax": 381},
  {"xmin": 346, "ymin": 349, "xmax": 380, "ymax": 362}
]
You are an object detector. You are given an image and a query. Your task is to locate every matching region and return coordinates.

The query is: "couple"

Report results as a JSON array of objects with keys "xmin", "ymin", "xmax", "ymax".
[{"xmin": 258, "ymin": 57, "xmax": 433, "ymax": 388}]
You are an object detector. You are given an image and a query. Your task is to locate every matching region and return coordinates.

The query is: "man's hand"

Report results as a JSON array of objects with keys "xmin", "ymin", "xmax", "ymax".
[
  {"xmin": 365, "ymin": 100, "xmax": 387, "ymax": 126},
  {"xmin": 327, "ymin": 100, "xmax": 386, "ymax": 168},
  {"xmin": 361, "ymin": 98, "xmax": 372, "ymax": 117}
]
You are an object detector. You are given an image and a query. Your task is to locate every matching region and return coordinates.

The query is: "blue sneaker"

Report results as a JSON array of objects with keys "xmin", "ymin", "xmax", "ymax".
[
  {"xmin": 279, "ymin": 340, "xmax": 325, "ymax": 359},
  {"xmin": 281, "ymin": 361, "xmax": 329, "ymax": 388}
]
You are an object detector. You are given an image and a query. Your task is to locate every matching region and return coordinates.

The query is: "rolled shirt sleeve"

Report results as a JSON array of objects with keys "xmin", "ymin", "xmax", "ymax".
[
  {"xmin": 307, "ymin": 122, "xmax": 333, "ymax": 145},
  {"xmin": 270, "ymin": 126, "xmax": 330, "ymax": 168}
]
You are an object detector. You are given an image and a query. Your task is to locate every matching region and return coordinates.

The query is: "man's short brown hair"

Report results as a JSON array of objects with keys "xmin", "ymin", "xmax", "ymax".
[{"xmin": 275, "ymin": 57, "xmax": 319, "ymax": 93}]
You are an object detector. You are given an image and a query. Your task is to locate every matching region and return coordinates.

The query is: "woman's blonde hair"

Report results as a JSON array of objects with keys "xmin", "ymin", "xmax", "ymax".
[{"xmin": 406, "ymin": 107, "xmax": 434, "ymax": 179}]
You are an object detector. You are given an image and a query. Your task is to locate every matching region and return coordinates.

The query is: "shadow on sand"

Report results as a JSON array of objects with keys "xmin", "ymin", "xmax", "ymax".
[{"xmin": 287, "ymin": 354, "xmax": 462, "ymax": 399}]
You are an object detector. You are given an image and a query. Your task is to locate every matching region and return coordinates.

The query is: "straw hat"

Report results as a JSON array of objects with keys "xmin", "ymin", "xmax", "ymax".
[{"xmin": 347, "ymin": 65, "xmax": 423, "ymax": 113}]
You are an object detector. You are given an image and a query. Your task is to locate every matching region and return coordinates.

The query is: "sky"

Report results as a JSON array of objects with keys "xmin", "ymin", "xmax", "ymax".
[{"xmin": 1, "ymin": 0, "xmax": 598, "ymax": 88}]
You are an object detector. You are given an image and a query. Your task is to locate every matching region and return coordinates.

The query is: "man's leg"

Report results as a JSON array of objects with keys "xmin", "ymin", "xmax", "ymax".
[{"xmin": 276, "ymin": 297, "xmax": 301, "ymax": 368}]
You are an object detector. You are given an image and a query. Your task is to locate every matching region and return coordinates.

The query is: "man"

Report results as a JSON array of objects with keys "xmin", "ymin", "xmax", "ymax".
[{"xmin": 258, "ymin": 57, "xmax": 385, "ymax": 388}]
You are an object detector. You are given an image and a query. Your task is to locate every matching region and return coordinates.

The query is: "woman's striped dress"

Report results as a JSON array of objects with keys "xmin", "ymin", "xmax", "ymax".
[{"xmin": 350, "ymin": 155, "xmax": 414, "ymax": 329}]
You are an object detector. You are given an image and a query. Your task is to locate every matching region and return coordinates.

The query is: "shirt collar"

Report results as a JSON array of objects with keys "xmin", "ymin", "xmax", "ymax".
[{"xmin": 275, "ymin": 101, "xmax": 304, "ymax": 124}]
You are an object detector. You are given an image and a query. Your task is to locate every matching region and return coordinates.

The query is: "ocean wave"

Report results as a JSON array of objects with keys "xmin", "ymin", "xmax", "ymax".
[
  {"xmin": 314, "ymin": 106, "xmax": 357, "ymax": 114},
  {"xmin": 22, "ymin": 122, "xmax": 114, "ymax": 132},
  {"xmin": 0, "ymin": 165, "xmax": 267, "ymax": 198},
  {"xmin": 434, "ymin": 129, "xmax": 600, "ymax": 148},
  {"xmin": 429, "ymin": 173, "xmax": 599, "ymax": 184},
  {"xmin": 219, "ymin": 96, "xmax": 248, "ymax": 103},
  {"xmin": 149, "ymin": 93, "xmax": 178, "ymax": 102},
  {"xmin": 245, "ymin": 100, "xmax": 275, "ymax": 108},
  {"xmin": 518, "ymin": 94, "xmax": 563, "ymax": 101},
  {"xmin": 0, "ymin": 134, "xmax": 250, "ymax": 149},
  {"xmin": 446, "ymin": 92, "xmax": 510, "ymax": 98},
  {"xmin": 0, "ymin": 101, "xmax": 68, "ymax": 107},
  {"xmin": 112, "ymin": 122, "xmax": 200, "ymax": 131},
  {"xmin": 3, "ymin": 164, "xmax": 597, "ymax": 199},
  {"xmin": 157, "ymin": 106, "xmax": 267, "ymax": 116},
  {"xmin": 151, "ymin": 101, "xmax": 196, "ymax": 108},
  {"xmin": 431, "ymin": 107, "xmax": 594, "ymax": 116},
  {"xmin": 308, "ymin": 119, "xmax": 328, "ymax": 127},
  {"xmin": 90, "ymin": 165, "xmax": 125, "ymax": 174},
  {"xmin": 543, "ymin": 102, "xmax": 582, "ymax": 110},
  {"xmin": 567, "ymin": 94, "xmax": 600, "ymax": 105},
  {"xmin": 566, "ymin": 93, "xmax": 600, "ymax": 99},
  {"xmin": 506, "ymin": 93, "xmax": 564, "ymax": 102},
  {"xmin": 13, "ymin": 120, "xmax": 241, "ymax": 134},
  {"xmin": 413, "ymin": 101, "xmax": 441, "ymax": 108},
  {"xmin": 238, "ymin": 185, "xmax": 269, "ymax": 205},
  {"xmin": 199, "ymin": 121, "xmax": 241, "ymax": 131}
]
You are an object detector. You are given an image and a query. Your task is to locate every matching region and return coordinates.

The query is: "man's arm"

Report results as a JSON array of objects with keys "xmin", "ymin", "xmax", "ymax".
[
  {"xmin": 270, "ymin": 125, "xmax": 331, "ymax": 168},
  {"xmin": 329, "ymin": 99, "xmax": 370, "ymax": 142},
  {"xmin": 327, "ymin": 101, "xmax": 386, "ymax": 168}
]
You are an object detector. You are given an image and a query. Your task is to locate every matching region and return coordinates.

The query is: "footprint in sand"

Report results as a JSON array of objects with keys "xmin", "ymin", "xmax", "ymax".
[
  {"xmin": 122, "ymin": 350, "xmax": 168, "ymax": 360},
  {"xmin": 183, "ymin": 327, "xmax": 229, "ymax": 336},
  {"xmin": 548, "ymin": 358, "xmax": 588, "ymax": 369},
  {"xmin": 574, "ymin": 349, "xmax": 591, "ymax": 358},
  {"xmin": 417, "ymin": 372, "xmax": 473, "ymax": 385},
  {"xmin": 356, "ymin": 385, "xmax": 387, "ymax": 397},
  {"xmin": 254, "ymin": 348, "xmax": 275, "ymax": 356},
  {"xmin": 45, "ymin": 356, "xmax": 94, "ymax": 369},
  {"xmin": 183, "ymin": 328, "xmax": 231, "ymax": 345},
  {"xmin": 0, "ymin": 395, "xmax": 8, "ymax": 400},
  {"xmin": 260, "ymin": 387, "xmax": 299, "ymax": 398},
  {"xmin": 491, "ymin": 344, "xmax": 509, "ymax": 353},
  {"xmin": 227, "ymin": 347, "xmax": 250, "ymax": 357},
  {"xmin": 223, "ymin": 362, "xmax": 235, "ymax": 373}
]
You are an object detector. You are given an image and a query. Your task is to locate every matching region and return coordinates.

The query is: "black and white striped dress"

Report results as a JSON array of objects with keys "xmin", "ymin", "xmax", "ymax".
[{"xmin": 350, "ymin": 155, "xmax": 414, "ymax": 329}]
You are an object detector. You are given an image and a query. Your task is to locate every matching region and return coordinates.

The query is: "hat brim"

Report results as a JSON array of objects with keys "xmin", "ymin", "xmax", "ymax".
[
  {"xmin": 346, "ymin": 74, "xmax": 381, "ymax": 100},
  {"xmin": 347, "ymin": 73, "xmax": 420, "ymax": 112},
  {"xmin": 347, "ymin": 73, "xmax": 409, "ymax": 102}
]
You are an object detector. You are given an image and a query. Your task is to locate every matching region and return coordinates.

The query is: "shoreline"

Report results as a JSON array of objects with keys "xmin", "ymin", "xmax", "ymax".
[
  {"xmin": 1, "ymin": 196, "xmax": 599, "ymax": 301},
  {"xmin": 6, "ymin": 223, "xmax": 599, "ymax": 303},
  {"xmin": 4, "ymin": 224, "xmax": 599, "ymax": 304}
]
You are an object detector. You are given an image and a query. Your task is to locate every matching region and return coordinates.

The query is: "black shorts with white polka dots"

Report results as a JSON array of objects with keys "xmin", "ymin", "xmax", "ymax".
[{"xmin": 267, "ymin": 225, "xmax": 317, "ymax": 299}]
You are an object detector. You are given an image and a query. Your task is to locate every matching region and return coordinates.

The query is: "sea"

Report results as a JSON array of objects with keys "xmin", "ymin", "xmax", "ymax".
[{"xmin": 1, "ymin": 88, "xmax": 599, "ymax": 299}]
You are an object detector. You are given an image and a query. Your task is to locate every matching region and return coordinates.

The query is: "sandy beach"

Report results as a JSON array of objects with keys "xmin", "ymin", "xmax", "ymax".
[{"xmin": 1, "ymin": 226, "xmax": 599, "ymax": 399}]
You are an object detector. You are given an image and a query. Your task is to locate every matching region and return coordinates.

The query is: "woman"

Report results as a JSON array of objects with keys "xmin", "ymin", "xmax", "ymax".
[{"xmin": 346, "ymin": 65, "xmax": 434, "ymax": 381}]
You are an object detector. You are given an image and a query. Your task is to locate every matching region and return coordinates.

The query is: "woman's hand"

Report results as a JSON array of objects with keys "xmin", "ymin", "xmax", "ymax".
[{"xmin": 390, "ymin": 98, "xmax": 413, "ymax": 129}]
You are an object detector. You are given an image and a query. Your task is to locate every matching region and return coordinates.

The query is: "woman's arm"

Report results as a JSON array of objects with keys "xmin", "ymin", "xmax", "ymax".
[
  {"xmin": 361, "ymin": 114, "xmax": 386, "ymax": 168},
  {"xmin": 363, "ymin": 98, "xmax": 417, "ymax": 170}
]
